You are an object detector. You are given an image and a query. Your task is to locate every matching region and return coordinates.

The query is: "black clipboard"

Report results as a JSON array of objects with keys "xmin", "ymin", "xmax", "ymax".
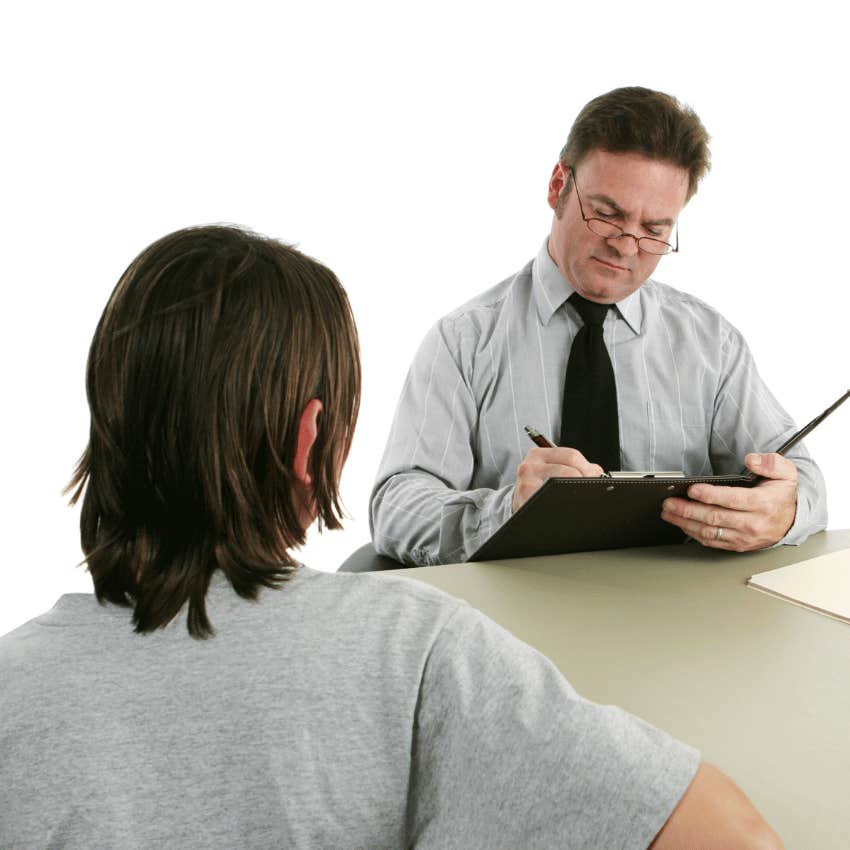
[
  {"xmin": 467, "ymin": 473, "xmax": 755, "ymax": 562},
  {"xmin": 467, "ymin": 388, "xmax": 850, "ymax": 563}
]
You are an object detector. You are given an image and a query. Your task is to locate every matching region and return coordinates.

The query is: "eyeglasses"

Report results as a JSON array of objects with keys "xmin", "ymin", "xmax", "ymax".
[{"xmin": 568, "ymin": 166, "xmax": 679, "ymax": 256}]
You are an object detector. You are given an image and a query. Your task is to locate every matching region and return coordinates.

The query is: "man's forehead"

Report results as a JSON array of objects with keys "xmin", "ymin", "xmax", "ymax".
[{"xmin": 577, "ymin": 149, "xmax": 689, "ymax": 213}]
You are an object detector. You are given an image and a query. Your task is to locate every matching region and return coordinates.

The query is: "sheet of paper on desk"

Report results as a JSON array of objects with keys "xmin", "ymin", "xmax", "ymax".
[{"xmin": 747, "ymin": 550, "xmax": 850, "ymax": 624}]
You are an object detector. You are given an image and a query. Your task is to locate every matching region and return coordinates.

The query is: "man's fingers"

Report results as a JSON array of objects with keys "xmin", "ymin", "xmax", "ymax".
[
  {"xmin": 686, "ymin": 482, "xmax": 756, "ymax": 510},
  {"xmin": 525, "ymin": 447, "xmax": 605, "ymax": 477},
  {"xmin": 688, "ymin": 474, "xmax": 796, "ymax": 513},
  {"xmin": 661, "ymin": 500, "xmax": 759, "ymax": 551},
  {"xmin": 545, "ymin": 463, "xmax": 597, "ymax": 479},
  {"xmin": 660, "ymin": 508, "xmax": 740, "ymax": 550},
  {"xmin": 745, "ymin": 452, "xmax": 798, "ymax": 482},
  {"xmin": 513, "ymin": 448, "xmax": 605, "ymax": 512},
  {"xmin": 664, "ymin": 458, "xmax": 799, "ymax": 551},
  {"xmin": 662, "ymin": 496, "xmax": 741, "ymax": 530}
]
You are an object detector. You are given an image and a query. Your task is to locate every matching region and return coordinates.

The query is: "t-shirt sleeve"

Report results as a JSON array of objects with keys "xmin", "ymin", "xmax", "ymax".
[{"xmin": 408, "ymin": 604, "xmax": 700, "ymax": 850}]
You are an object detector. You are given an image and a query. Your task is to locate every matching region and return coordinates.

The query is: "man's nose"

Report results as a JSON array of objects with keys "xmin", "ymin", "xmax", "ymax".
[{"xmin": 606, "ymin": 232, "xmax": 640, "ymax": 257}]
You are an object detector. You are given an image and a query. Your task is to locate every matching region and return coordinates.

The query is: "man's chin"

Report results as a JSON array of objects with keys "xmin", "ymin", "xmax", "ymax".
[
  {"xmin": 576, "ymin": 268, "xmax": 643, "ymax": 303},
  {"xmin": 578, "ymin": 280, "xmax": 633, "ymax": 304}
]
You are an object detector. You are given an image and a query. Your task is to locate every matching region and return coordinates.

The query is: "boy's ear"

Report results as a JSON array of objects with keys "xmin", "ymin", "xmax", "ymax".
[{"xmin": 293, "ymin": 398, "xmax": 323, "ymax": 486}]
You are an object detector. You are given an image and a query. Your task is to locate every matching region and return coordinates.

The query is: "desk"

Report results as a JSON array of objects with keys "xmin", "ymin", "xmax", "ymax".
[{"xmin": 386, "ymin": 530, "xmax": 850, "ymax": 849}]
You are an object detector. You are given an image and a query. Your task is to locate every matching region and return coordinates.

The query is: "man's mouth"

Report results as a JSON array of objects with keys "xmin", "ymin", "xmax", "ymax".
[{"xmin": 591, "ymin": 256, "xmax": 629, "ymax": 272}]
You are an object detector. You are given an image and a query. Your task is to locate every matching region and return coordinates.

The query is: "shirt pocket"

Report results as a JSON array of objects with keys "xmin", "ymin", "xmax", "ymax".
[{"xmin": 641, "ymin": 402, "xmax": 710, "ymax": 473}]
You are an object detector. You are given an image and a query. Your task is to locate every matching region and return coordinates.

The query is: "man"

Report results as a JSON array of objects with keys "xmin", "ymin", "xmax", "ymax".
[
  {"xmin": 371, "ymin": 86, "xmax": 826, "ymax": 565},
  {"xmin": 0, "ymin": 225, "xmax": 781, "ymax": 848}
]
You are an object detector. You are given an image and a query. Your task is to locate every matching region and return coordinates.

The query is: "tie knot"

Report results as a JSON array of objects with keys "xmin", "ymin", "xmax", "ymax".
[{"xmin": 569, "ymin": 293, "xmax": 610, "ymax": 327}]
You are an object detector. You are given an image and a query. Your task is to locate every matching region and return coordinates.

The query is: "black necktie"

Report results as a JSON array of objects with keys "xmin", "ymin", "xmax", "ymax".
[{"xmin": 559, "ymin": 293, "xmax": 620, "ymax": 471}]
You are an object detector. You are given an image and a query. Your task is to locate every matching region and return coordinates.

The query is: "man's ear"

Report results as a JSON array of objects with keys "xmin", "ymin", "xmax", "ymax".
[
  {"xmin": 293, "ymin": 398, "xmax": 323, "ymax": 486},
  {"xmin": 547, "ymin": 162, "xmax": 569, "ymax": 210}
]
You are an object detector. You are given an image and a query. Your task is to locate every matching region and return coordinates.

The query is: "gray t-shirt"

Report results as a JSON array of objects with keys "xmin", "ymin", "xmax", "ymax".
[{"xmin": 0, "ymin": 568, "xmax": 699, "ymax": 848}]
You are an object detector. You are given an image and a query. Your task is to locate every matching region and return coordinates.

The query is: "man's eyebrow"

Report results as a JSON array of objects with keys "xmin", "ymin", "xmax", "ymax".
[
  {"xmin": 588, "ymin": 193, "xmax": 625, "ymax": 214},
  {"xmin": 587, "ymin": 193, "xmax": 674, "ymax": 227}
]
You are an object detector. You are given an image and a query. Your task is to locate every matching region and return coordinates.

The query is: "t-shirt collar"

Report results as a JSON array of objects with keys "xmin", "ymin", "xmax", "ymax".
[{"xmin": 34, "ymin": 568, "xmax": 310, "ymax": 629}]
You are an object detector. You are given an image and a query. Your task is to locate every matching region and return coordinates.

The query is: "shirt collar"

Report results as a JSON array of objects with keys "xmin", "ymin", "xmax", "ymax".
[{"xmin": 531, "ymin": 237, "xmax": 644, "ymax": 334}]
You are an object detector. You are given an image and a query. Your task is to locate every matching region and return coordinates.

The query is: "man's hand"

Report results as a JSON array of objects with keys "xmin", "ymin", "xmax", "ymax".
[
  {"xmin": 661, "ymin": 453, "xmax": 798, "ymax": 551},
  {"xmin": 512, "ymin": 447, "xmax": 604, "ymax": 513}
]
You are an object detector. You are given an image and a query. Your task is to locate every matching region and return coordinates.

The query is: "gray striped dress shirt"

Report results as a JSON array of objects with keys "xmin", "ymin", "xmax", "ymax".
[{"xmin": 370, "ymin": 240, "xmax": 827, "ymax": 565}]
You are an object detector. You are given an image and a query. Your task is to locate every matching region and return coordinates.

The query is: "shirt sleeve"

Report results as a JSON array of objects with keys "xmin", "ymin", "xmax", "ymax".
[
  {"xmin": 710, "ymin": 325, "xmax": 827, "ymax": 545},
  {"xmin": 407, "ymin": 605, "xmax": 700, "ymax": 850},
  {"xmin": 370, "ymin": 320, "xmax": 514, "ymax": 565}
]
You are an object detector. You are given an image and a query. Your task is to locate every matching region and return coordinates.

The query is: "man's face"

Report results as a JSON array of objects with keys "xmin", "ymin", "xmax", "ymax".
[{"xmin": 547, "ymin": 149, "xmax": 690, "ymax": 304}]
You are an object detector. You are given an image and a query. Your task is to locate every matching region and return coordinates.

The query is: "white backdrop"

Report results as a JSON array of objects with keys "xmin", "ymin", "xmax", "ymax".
[{"xmin": 2, "ymin": 1, "xmax": 848, "ymax": 636}]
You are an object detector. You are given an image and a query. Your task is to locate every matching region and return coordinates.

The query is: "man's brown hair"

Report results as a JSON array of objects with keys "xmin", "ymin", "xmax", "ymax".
[
  {"xmin": 559, "ymin": 86, "xmax": 711, "ymax": 200},
  {"xmin": 67, "ymin": 225, "xmax": 361, "ymax": 638}
]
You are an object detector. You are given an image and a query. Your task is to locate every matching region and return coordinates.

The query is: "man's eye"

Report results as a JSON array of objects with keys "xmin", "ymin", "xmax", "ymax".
[{"xmin": 595, "ymin": 209, "xmax": 617, "ymax": 218}]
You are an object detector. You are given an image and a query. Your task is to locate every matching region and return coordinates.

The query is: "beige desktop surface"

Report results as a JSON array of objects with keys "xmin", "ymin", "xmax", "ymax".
[{"xmin": 387, "ymin": 530, "xmax": 850, "ymax": 849}]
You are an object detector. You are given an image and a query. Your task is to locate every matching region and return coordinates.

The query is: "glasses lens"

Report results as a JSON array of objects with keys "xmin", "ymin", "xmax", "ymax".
[
  {"xmin": 586, "ymin": 218, "xmax": 675, "ymax": 255},
  {"xmin": 586, "ymin": 219, "xmax": 622, "ymax": 239},
  {"xmin": 638, "ymin": 238, "xmax": 673, "ymax": 256}
]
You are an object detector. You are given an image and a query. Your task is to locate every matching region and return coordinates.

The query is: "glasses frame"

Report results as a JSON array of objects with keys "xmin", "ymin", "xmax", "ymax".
[{"xmin": 567, "ymin": 166, "xmax": 679, "ymax": 256}]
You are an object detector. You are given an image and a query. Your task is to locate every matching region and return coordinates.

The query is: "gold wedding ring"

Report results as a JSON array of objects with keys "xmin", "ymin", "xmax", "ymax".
[{"xmin": 714, "ymin": 526, "xmax": 724, "ymax": 541}]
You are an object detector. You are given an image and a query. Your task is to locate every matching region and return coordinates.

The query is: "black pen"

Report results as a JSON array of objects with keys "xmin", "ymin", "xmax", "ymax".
[
  {"xmin": 740, "ymin": 387, "xmax": 850, "ymax": 475},
  {"xmin": 773, "ymin": 388, "xmax": 850, "ymax": 456}
]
